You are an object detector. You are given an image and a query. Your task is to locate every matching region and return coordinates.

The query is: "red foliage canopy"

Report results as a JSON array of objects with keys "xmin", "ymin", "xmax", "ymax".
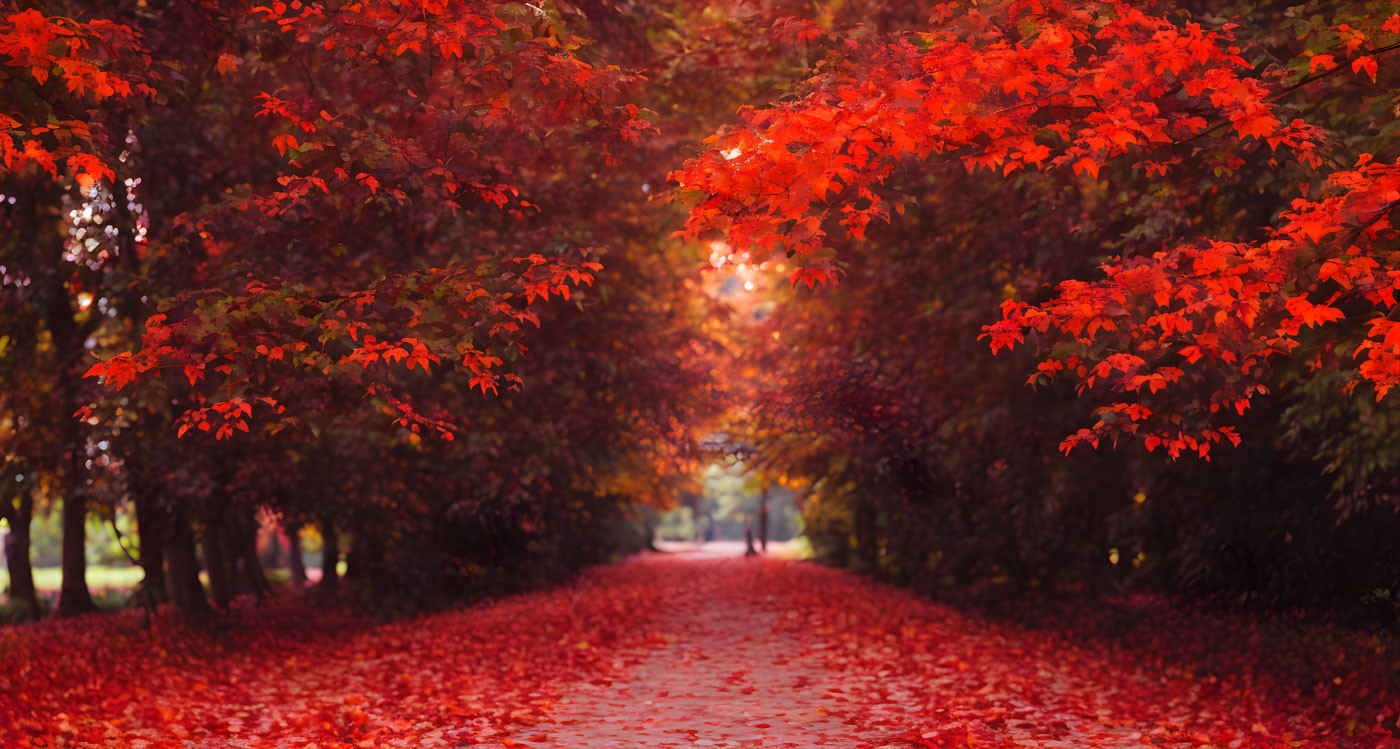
[{"xmin": 674, "ymin": 0, "xmax": 1400, "ymax": 457}]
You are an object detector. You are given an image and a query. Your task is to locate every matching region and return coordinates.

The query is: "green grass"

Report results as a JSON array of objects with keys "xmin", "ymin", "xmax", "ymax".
[
  {"xmin": 772, "ymin": 536, "xmax": 813, "ymax": 560},
  {"xmin": 2, "ymin": 561, "xmax": 344, "ymax": 595},
  {"xmin": 1, "ymin": 565, "xmax": 145, "ymax": 593},
  {"xmin": 0, "ymin": 562, "xmax": 349, "ymax": 621}
]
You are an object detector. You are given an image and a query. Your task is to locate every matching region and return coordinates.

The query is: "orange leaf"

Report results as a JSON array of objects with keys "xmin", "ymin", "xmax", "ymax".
[
  {"xmin": 1352, "ymin": 56, "xmax": 1378, "ymax": 82},
  {"xmin": 216, "ymin": 53, "xmax": 240, "ymax": 76}
]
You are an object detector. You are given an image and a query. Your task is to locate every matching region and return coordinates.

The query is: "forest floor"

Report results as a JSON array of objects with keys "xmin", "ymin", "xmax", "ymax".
[{"xmin": 3, "ymin": 545, "xmax": 1400, "ymax": 748}]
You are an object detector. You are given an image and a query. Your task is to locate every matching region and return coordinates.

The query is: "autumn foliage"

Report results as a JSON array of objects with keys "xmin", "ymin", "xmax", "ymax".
[
  {"xmin": 4, "ymin": 0, "xmax": 1400, "ymax": 743},
  {"xmin": 0, "ymin": 0, "xmax": 722, "ymax": 618},
  {"xmin": 676, "ymin": 0, "xmax": 1400, "ymax": 459},
  {"xmin": 675, "ymin": 0, "xmax": 1400, "ymax": 610}
]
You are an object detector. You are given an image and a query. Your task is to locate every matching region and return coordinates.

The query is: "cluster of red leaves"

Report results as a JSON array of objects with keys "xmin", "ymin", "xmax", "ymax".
[
  {"xmin": 60, "ymin": 0, "xmax": 646, "ymax": 442},
  {"xmin": 82, "ymin": 252, "xmax": 602, "ymax": 440},
  {"xmin": 672, "ymin": 0, "xmax": 1400, "ymax": 459},
  {"xmin": 986, "ymin": 156, "xmax": 1400, "ymax": 458},
  {"xmin": 0, "ymin": 8, "xmax": 152, "ymax": 187},
  {"xmin": 672, "ymin": 0, "xmax": 1321, "ymax": 287},
  {"xmin": 233, "ymin": 0, "xmax": 649, "ymax": 221}
]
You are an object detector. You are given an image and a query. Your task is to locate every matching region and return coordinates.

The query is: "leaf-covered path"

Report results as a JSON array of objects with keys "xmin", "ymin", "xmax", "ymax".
[
  {"xmin": 5, "ymin": 546, "xmax": 1399, "ymax": 747},
  {"xmin": 491, "ymin": 543, "xmax": 881, "ymax": 747}
]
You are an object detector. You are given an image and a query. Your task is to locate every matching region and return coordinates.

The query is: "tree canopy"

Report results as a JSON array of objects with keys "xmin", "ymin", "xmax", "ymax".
[{"xmin": 2, "ymin": 0, "xmax": 1400, "ymax": 621}]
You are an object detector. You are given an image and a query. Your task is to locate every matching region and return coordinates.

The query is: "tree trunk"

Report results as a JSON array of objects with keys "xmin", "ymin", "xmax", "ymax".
[
  {"xmin": 52, "ymin": 494, "xmax": 97, "ymax": 617},
  {"xmin": 262, "ymin": 527, "xmax": 283, "ymax": 569},
  {"xmin": 133, "ymin": 492, "xmax": 168, "ymax": 605},
  {"xmin": 4, "ymin": 493, "xmax": 40, "ymax": 619},
  {"xmin": 346, "ymin": 513, "xmax": 391, "ymax": 600},
  {"xmin": 46, "ymin": 223, "xmax": 97, "ymax": 617},
  {"xmin": 163, "ymin": 508, "xmax": 209, "ymax": 615},
  {"xmin": 228, "ymin": 523, "xmax": 255, "ymax": 597},
  {"xmin": 236, "ymin": 519, "xmax": 272, "ymax": 597},
  {"xmin": 287, "ymin": 524, "xmax": 307, "ymax": 585},
  {"xmin": 854, "ymin": 497, "xmax": 879, "ymax": 574},
  {"xmin": 758, "ymin": 490, "xmax": 769, "ymax": 553},
  {"xmin": 201, "ymin": 511, "xmax": 234, "ymax": 608},
  {"xmin": 318, "ymin": 516, "xmax": 339, "ymax": 588}
]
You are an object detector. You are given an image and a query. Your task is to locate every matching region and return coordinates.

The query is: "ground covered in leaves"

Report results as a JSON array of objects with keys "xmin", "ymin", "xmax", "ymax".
[{"xmin": 4, "ymin": 546, "xmax": 1399, "ymax": 747}]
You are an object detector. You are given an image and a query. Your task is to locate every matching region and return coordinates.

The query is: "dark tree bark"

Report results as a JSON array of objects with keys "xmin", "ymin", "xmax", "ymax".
[
  {"xmin": 235, "ymin": 518, "xmax": 272, "ymax": 597},
  {"xmin": 2, "ymin": 493, "xmax": 40, "ymax": 619},
  {"xmin": 45, "ymin": 220, "xmax": 97, "ymax": 617},
  {"xmin": 318, "ymin": 516, "xmax": 340, "ymax": 588},
  {"xmin": 346, "ymin": 513, "xmax": 392, "ymax": 600},
  {"xmin": 132, "ymin": 491, "xmax": 168, "ymax": 605},
  {"xmin": 52, "ymin": 493, "xmax": 97, "ymax": 617},
  {"xmin": 854, "ymin": 497, "xmax": 879, "ymax": 574},
  {"xmin": 229, "ymin": 523, "xmax": 255, "ymax": 597},
  {"xmin": 287, "ymin": 524, "xmax": 307, "ymax": 585},
  {"xmin": 163, "ymin": 508, "xmax": 210, "ymax": 615},
  {"xmin": 758, "ymin": 489, "xmax": 769, "ymax": 554},
  {"xmin": 201, "ymin": 510, "xmax": 234, "ymax": 608}
]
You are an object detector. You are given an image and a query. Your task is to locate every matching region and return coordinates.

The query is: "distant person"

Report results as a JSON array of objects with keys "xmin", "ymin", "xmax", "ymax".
[{"xmin": 744, "ymin": 516, "xmax": 758, "ymax": 557}]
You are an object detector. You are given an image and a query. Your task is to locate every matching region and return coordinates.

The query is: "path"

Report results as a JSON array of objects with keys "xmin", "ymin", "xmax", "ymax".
[
  {"xmin": 492, "ymin": 546, "xmax": 1400, "ymax": 748},
  {"xmin": 4, "ymin": 545, "xmax": 1397, "ymax": 747},
  {"xmin": 495, "ymin": 543, "xmax": 878, "ymax": 747}
]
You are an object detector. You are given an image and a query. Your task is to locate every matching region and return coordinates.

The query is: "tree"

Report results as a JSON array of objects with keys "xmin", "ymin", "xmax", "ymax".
[
  {"xmin": 9, "ymin": 0, "xmax": 730, "ymax": 611},
  {"xmin": 674, "ymin": 0, "xmax": 1400, "ymax": 459},
  {"xmin": 0, "ymin": 5, "xmax": 154, "ymax": 616},
  {"xmin": 675, "ymin": 0, "xmax": 1400, "ymax": 606}
]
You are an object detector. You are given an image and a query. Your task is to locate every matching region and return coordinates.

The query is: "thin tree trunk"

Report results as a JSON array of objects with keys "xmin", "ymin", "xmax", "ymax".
[
  {"xmin": 854, "ymin": 497, "xmax": 879, "ymax": 574},
  {"xmin": 758, "ymin": 490, "xmax": 769, "ymax": 554},
  {"xmin": 287, "ymin": 524, "xmax": 307, "ymax": 585},
  {"xmin": 318, "ymin": 516, "xmax": 339, "ymax": 588},
  {"xmin": 53, "ymin": 493, "xmax": 97, "ymax": 617},
  {"xmin": 229, "ymin": 523, "xmax": 255, "ymax": 597},
  {"xmin": 201, "ymin": 511, "xmax": 234, "ymax": 608},
  {"xmin": 164, "ymin": 508, "xmax": 209, "ymax": 615},
  {"xmin": 4, "ymin": 493, "xmax": 40, "ymax": 619},
  {"xmin": 237, "ymin": 519, "xmax": 272, "ymax": 597},
  {"xmin": 262, "ymin": 526, "xmax": 283, "ymax": 569}
]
